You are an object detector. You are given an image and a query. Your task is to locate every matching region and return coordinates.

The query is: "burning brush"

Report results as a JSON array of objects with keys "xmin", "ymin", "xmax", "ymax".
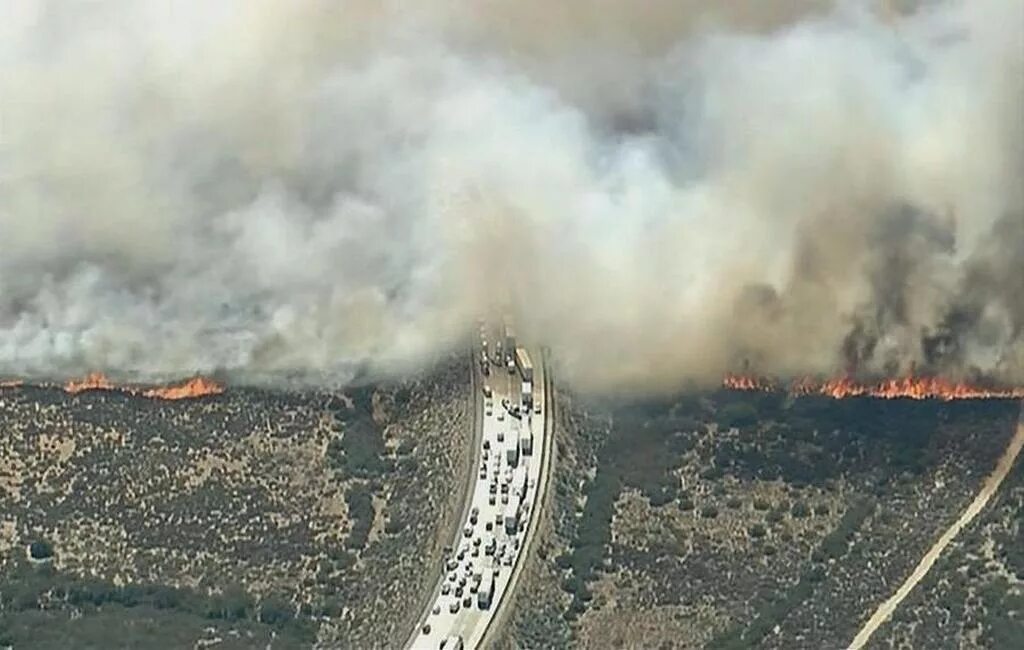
[
  {"xmin": 724, "ymin": 373, "xmax": 1024, "ymax": 401},
  {"xmin": 1, "ymin": 373, "xmax": 224, "ymax": 400}
]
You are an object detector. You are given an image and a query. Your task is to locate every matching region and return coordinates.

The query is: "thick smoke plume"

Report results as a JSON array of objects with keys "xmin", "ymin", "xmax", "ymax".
[{"xmin": 0, "ymin": 0, "xmax": 1021, "ymax": 392}]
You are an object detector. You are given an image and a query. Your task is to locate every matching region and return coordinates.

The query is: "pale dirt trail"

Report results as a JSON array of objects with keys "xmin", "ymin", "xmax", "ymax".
[{"xmin": 848, "ymin": 406, "xmax": 1024, "ymax": 649}]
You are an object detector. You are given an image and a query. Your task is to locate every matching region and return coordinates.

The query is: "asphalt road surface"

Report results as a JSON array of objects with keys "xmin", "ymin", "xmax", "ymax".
[{"xmin": 407, "ymin": 328, "xmax": 551, "ymax": 650}]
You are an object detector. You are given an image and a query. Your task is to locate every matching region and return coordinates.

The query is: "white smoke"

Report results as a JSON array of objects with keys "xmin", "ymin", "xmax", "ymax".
[{"xmin": 0, "ymin": 0, "xmax": 1021, "ymax": 391}]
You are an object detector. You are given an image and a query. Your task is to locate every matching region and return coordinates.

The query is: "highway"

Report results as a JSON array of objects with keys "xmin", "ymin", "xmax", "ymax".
[{"xmin": 406, "ymin": 323, "xmax": 551, "ymax": 650}]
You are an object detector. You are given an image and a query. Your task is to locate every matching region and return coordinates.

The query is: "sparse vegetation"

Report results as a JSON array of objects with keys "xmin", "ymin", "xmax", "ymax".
[
  {"xmin": 502, "ymin": 386, "xmax": 1020, "ymax": 650},
  {"xmin": 0, "ymin": 559, "xmax": 313, "ymax": 648},
  {"xmin": 0, "ymin": 356, "xmax": 473, "ymax": 649}
]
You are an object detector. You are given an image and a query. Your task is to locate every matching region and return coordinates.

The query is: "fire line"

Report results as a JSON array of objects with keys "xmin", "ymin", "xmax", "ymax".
[
  {"xmin": 723, "ymin": 373, "xmax": 1024, "ymax": 401},
  {"xmin": 0, "ymin": 373, "xmax": 224, "ymax": 400}
]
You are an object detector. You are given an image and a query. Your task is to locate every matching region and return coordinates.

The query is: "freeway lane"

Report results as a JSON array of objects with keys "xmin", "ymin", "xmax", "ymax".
[
  {"xmin": 407, "ymin": 326, "xmax": 551, "ymax": 650},
  {"xmin": 477, "ymin": 346, "xmax": 555, "ymax": 648}
]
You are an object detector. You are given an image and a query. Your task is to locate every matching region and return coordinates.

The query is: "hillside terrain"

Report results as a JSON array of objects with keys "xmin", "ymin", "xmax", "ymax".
[
  {"xmin": 496, "ymin": 390, "xmax": 1021, "ymax": 650},
  {"xmin": 0, "ymin": 358, "xmax": 471, "ymax": 649}
]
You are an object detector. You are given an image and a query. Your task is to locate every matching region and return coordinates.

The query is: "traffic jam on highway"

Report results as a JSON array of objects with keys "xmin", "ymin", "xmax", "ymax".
[{"xmin": 415, "ymin": 322, "xmax": 542, "ymax": 649}]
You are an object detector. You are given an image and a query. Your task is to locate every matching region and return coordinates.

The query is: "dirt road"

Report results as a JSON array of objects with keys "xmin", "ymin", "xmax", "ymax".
[{"xmin": 848, "ymin": 407, "xmax": 1024, "ymax": 649}]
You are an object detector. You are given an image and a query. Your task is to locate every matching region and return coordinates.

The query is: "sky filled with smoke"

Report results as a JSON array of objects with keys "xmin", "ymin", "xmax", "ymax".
[{"xmin": 0, "ymin": 0, "xmax": 1021, "ymax": 391}]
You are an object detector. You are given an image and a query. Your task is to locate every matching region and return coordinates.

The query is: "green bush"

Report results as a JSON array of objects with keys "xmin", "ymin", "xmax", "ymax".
[
  {"xmin": 791, "ymin": 502, "xmax": 811, "ymax": 518},
  {"xmin": 700, "ymin": 506, "xmax": 719, "ymax": 519},
  {"xmin": 718, "ymin": 403, "xmax": 759, "ymax": 429},
  {"xmin": 258, "ymin": 595, "xmax": 293, "ymax": 626},
  {"xmin": 345, "ymin": 484, "xmax": 375, "ymax": 550},
  {"xmin": 28, "ymin": 541, "xmax": 54, "ymax": 560}
]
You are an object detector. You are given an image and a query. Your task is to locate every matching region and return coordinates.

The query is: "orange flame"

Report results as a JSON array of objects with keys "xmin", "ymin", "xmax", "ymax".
[
  {"xmin": 142, "ymin": 376, "xmax": 224, "ymax": 400},
  {"xmin": 723, "ymin": 373, "xmax": 777, "ymax": 392},
  {"xmin": 64, "ymin": 372, "xmax": 116, "ymax": 394},
  {"xmin": 725, "ymin": 374, "xmax": 1024, "ymax": 401},
  {"xmin": 1, "ymin": 372, "xmax": 224, "ymax": 400}
]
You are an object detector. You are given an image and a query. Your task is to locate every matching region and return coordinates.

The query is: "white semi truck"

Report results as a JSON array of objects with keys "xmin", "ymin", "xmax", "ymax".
[
  {"xmin": 515, "ymin": 347, "xmax": 533, "ymax": 382},
  {"xmin": 504, "ymin": 324, "xmax": 516, "ymax": 359},
  {"xmin": 477, "ymin": 571, "xmax": 495, "ymax": 609},
  {"xmin": 519, "ymin": 428, "xmax": 533, "ymax": 456},
  {"xmin": 513, "ymin": 465, "xmax": 528, "ymax": 503},
  {"xmin": 504, "ymin": 502, "xmax": 519, "ymax": 534},
  {"xmin": 506, "ymin": 438, "xmax": 519, "ymax": 467},
  {"xmin": 521, "ymin": 380, "xmax": 533, "ymax": 408}
]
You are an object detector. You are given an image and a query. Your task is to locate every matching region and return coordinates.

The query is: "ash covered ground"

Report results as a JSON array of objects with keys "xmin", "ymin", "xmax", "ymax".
[{"xmin": 0, "ymin": 357, "xmax": 471, "ymax": 649}]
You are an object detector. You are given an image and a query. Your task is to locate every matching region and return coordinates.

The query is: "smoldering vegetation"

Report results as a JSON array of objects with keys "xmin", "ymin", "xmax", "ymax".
[{"xmin": 0, "ymin": 0, "xmax": 1020, "ymax": 392}]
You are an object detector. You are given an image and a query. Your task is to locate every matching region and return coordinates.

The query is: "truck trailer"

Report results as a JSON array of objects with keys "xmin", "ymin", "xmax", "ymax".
[
  {"xmin": 505, "ymin": 439, "xmax": 519, "ymax": 467},
  {"xmin": 519, "ymin": 429, "xmax": 533, "ymax": 456},
  {"xmin": 514, "ymin": 347, "xmax": 534, "ymax": 382},
  {"xmin": 504, "ymin": 324, "xmax": 516, "ymax": 360},
  {"xmin": 513, "ymin": 465, "xmax": 528, "ymax": 503},
  {"xmin": 504, "ymin": 502, "xmax": 519, "ymax": 534},
  {"xmin": 477, "ymin": 571, "xmax": 495, "ymax": 609}
]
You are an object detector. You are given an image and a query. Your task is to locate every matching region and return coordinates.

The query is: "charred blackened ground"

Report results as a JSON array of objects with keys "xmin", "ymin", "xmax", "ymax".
[
  {"xmin": 0, "ymin": 357, "xmax": 471, "ymax": 649},
  {"xmin": 493, "ymin": 390, "xmax": 1020, "ymax": 649}
]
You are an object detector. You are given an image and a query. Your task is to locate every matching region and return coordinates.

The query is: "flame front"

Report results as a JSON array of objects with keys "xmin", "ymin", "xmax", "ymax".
[
  {"xmin": 0, "ymin": 373, "xmax": 224, "ymax": 400},
  {"xmin": 64, "ymin": 372, "xmax": 116, "ymax": 394},
  {"xmin": 727, "ymin": 374, "xmax": 1024, "ymax": 401},
  {"xmin": 723, "ymin": 373, "xmax": 777, "ymax": 392},
  {"xmin": 143, "ymin": 377, "xmax": 224, "ymax": 400}
]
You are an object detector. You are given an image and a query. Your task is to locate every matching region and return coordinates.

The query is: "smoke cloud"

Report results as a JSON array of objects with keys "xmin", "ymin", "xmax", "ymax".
[{"xmin": 0, "ymin": 0, "xmax": 1021, "ymax": 392}]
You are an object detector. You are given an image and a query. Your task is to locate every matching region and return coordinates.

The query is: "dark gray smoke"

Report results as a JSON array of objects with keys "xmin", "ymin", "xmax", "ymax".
[{"xmin": 0, "ymin": 0, "xmax": 1021, "ymax": 391}]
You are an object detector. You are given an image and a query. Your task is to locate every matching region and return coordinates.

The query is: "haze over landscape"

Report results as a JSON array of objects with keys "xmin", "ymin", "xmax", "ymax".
[
  {"xmin": 1, "ymin": 0, "xmax": 1021, "ymax": 392},
  {"xmin": 3, "ymin": 4, "xmax": 1024, "ymax": 650}
]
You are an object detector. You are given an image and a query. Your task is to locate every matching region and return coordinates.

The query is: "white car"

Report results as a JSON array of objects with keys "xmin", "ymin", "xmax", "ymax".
[
  {"xmin": 498, "ymin": 412, "xmax": 505, "ymax": 421},
  {"xmin": 450, "ymin": 600, "xmax": 461, "ymax": 614}
]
